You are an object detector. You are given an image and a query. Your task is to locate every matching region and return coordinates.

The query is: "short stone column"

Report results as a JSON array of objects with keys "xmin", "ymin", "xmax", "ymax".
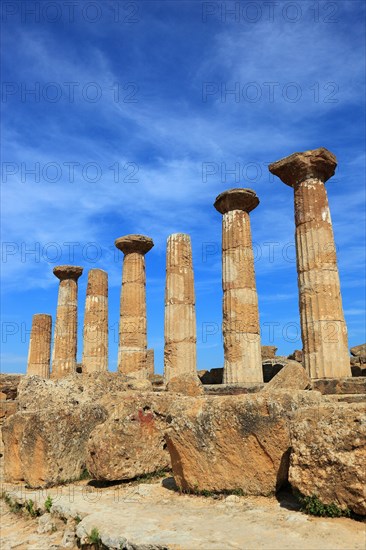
[
  {"xmin": 269, "ymin": 147, "xmax": 351, "ymax": 378},
  {"xmin": 82, "ymin": 269, "xmax": 108, "ymax": 373},
  {"xmin": 115, "ymin": 235, "xmax": 154, "ymax": 378},
  {"xmin": 146, "ymin": 348, "xmax": 154, "ymax": 376},
  {"xmin": 27, "ymin": 314, "xmax": 52, "ymax": 378},
  {"xmin": 214, "ymin": 189, "xmax": 263, "ymax": 385},
  {"xmin": 51, "ymin": 265, "xmax": 83, "ymax": 379},
  {"xmin": 164, "ymin": 233, "xmax": 197, "ymax": 383}
]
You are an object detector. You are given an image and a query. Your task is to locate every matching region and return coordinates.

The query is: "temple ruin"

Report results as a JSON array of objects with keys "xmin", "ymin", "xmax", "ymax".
[{"xmin": 25, "ymin": 148, "xmax": 353, "ymax": 383}]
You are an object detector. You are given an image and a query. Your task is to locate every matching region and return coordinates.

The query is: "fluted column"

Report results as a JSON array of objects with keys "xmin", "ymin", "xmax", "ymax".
[
  {"xmin": 115, "ymin": 235, "xmax": 153, "ymax": 378},
  {"xmin": 269, "ymin": 147, "xmax": 351, "ymax": 378},
  {"xmin": 164, "ymin": 233, "xmax": 197, "ymax": 383},
  {"xmin": 27, "ymin": 314, "xmax": 52, "ymax": 378},
  {"xmin": 51, "ymin": 265, "xmax": 83, "ymax": 379},
  {"xmin": 214, "ymin": 189, "xmax": 263, "ymax": 384},
  {"xmin": 82, "ymin": 269, "xmax": 108, "ymax": 373}
]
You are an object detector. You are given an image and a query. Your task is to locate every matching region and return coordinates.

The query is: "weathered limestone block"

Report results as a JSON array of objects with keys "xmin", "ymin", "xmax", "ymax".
[
  {"xmin": 311, "ymin": 377, "xmax": 366, "ymax": 395},
  {"xmin": 149, "ymin": 373, "xmax": 164, "ymax": 387},
  {"xmin": 289, "ymin": 402, "xmax": 366, "ymax": 515},
  {"xmin": 351, "ymin": 355, "xmax": 366, "ymax": 366},
  {"xmin": 261, "ymin": 346, "xmax": 277, "ymax": 359},
  {"xmin": 350, "ymin": 343, "xmax": 366, "ymax": 357},
  {"xmin": 27, "ymin": 314, "xmax": 52, "ymax": 378},
  {"xmin": 2, "ymin": 404, "xmax": 107, "ymax": 487},
  {"xmin": 0, "ymin": 400, "xmax": 17, "ymax": 420},
  {"xmin": 262, "ymin": 361, "xmax": 310, "ymax": 392},
  {"xmin": 87, "ymin": 393, "xmax": 176, "ymax": 481},
  {"xmin": 51, "ymin": 265, "xmax": 83, "ymax": 379},
  {"xmin": 203, "ymin": 383, "xmax": 264, "ymax": 395},
  {"xmin": 166, "ymin": 373, "xmax": 204, "ymax": 396},
  {"xmin": 164, "ymin": 234, "xmax": 198, "ymax": 383},
  {"xmin": 214, "ymin": 189, "xmax": 263, "ymax": 385},
  {"xmin": 2, "ymin": 373, "xmax": 157, "ymax": 487},
  {"xmin": 165, "ymin": 391, "xmax": 321, "ymax": 495},
  {"xmin": 82, "ymin": 269, "xmax": 108, "ymax": 373},
  {"xmin": 115, "ymin": 235, "xmax": 154, "ymax": 379},
  {"xmin": 15, "ymin": 373, "xmax": 132, "ymax": 413},
  {"xmin": 269, "ymin": 148, "xmax": 351, "ymax": 379},
  {"xmin": 0, "ymin": 373, "xmax": 23, "ymax": 400},
  {"xmin": 288, "ymin": 349, "xmax": 303, "ymax": 363}
]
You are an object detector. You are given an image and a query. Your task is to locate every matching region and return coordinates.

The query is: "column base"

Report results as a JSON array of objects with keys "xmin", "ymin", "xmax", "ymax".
[{"xmin": 223, "ymin": 333, "xmax": 263, "ymax": 384}]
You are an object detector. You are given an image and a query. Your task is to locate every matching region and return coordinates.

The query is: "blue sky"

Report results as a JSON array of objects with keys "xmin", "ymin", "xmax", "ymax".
[{"xmin": 1, "ymin": 0, "xmax": 365, "ymax": 374}]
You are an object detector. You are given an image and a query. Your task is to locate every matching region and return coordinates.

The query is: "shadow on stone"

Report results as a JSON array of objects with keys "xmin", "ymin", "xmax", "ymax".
[
  {"xmin": 87, "ymin": 478, "xmax": 125, "ymax": 488},
  {"xmin": 162, "ymin": 476, "xmax": 179, "ymax": 492},
  {"xmin": 276, "ymin": 486, "xmax": 302, "ymax": 512}
]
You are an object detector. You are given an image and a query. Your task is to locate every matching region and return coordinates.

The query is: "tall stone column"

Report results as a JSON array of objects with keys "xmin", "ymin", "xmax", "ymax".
[
  {"xmin": 214, "ymin": 189, "xmax": 263, "ymax": 385},
  {"xmin": 82, "ymin": 269, "xmax": 108, "ymax": 373},
  {"xmin": 51, "ymin": 265, "xmax": 83, "ymax": 379},
  {"xmin": 115, "ymin": 235, "xmax": 154, "ymax": 378},
  {"xmin": 269, "ymin": 147, "xmax": 351, "ymax": 378},
  {"xmin": 164, "ymin": 233, "xmax": 197, "ymax": 383},
  {"xmin": 27, "ymin": 314, "xmax": 52, "ymax": 378}
]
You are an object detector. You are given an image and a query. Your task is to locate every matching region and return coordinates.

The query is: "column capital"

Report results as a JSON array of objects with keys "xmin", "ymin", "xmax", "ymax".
[
  {"xmin": 53, "ymin": 265, "xmax": 83, "ymax": 281},
  {"xmin": 115, "ymin": 234, "xmax": 154, "ymax": 255},
  {"xmin": 214, "ymin": 188, "xmax": 259, "ymax": 215},
  {"xmin": 269, "ymin": 147, "xmax": 337, "ymax": 187},
  {"xmin": 32, "ymin": 313, "xmax": 52, "ymax": 322}
]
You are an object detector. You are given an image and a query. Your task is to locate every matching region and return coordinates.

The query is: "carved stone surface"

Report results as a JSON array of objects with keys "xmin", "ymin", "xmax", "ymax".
[
  {"xmin": 27, "ymin": 314, "xmax": 52, "ymax": 378},
  {"xmin": 214, "ymin": 189, "xmax": 263, "ymax": 384},
  {"xmin": 82, "ymin": 269, "xmax": 108, "ymax": 373},
  {"xmin": 164, "ymin": 233, "xmax": 198, "ymax": 384},
  {"xmin": 269, "ymin": 149, "xmax": 351, "ymax": 379},
  {"xmin": 51, "ymin": 265, "xmax": 83, "ymax": 379},
  {"xmin": 115, "ymin": 235, "xmax": 154, "ymax": 378}
]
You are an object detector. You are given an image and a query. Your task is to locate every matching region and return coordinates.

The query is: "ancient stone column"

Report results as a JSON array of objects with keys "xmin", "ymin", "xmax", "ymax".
[
  {"xmin": 115, "ymin": 235, "xmax": 154, "ymax": 378},
  {"xmin": 164, "ymin": 233, "xmax": 197, "ymax": 383},
  {"xmin": 51, "ymin": 265, "xmax": 83, "ymax": 379},
  {"xmin": 214, "ymin": 189, "xmax": 263, "ymax": 385},
  {"xmin": 82, "ymin": 269, "xmax": 108, "ymax": 373},
  {"xmin": 26, "ymin": 314, "xmax": 52, "ymax": 378},
  {"xmin": 146, "ymin": 348, "xmax": 154, "ymax": 376},
  {"xmin": 269, "ymin": 147, "xmax": 351, "ymax": 378}
]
